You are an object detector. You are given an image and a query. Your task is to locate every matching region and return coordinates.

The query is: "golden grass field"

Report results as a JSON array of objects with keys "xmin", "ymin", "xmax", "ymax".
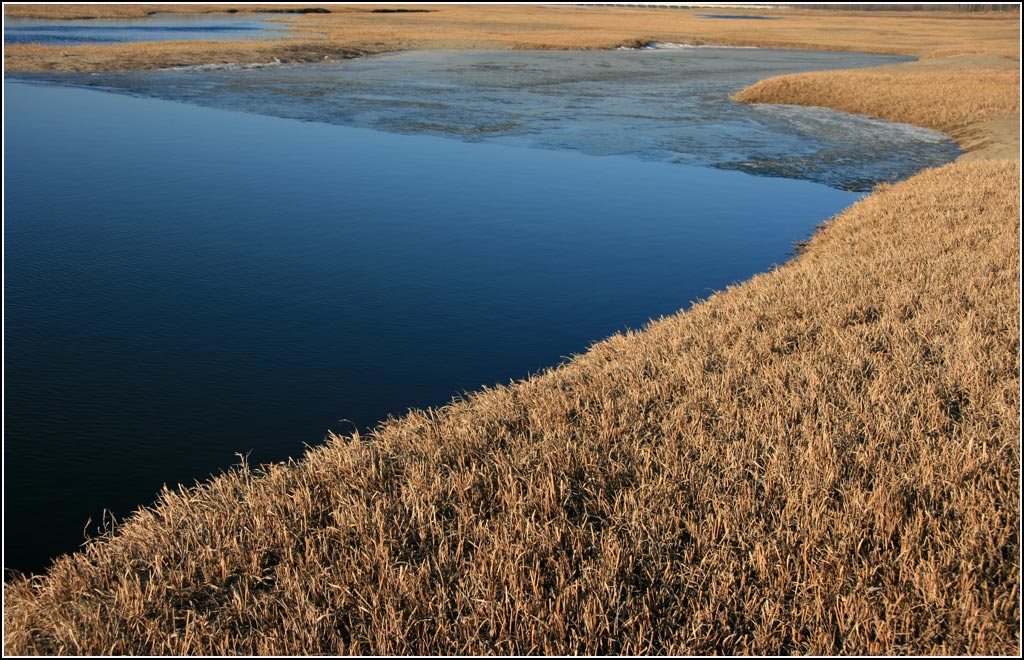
[{"xmin": 3, "ymin": 3, "xmax": 1021, "ymax": 655}]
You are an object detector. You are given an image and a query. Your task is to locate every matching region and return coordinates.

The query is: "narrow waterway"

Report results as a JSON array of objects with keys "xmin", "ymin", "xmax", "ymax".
[{"xmin": 3, "ymin": 12, "xmax": 293, "ymax": 46}]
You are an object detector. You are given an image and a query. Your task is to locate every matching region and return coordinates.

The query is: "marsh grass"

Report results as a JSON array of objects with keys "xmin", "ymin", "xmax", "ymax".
[
  {"xmin": 4, "ymin": 157, "xmax": 1019, "ymax": 655},
  {"xmin": 4, "ymin": 4, "xmax": 1021, "ymax": 71},
  {"xmin": 2, "ymin": 3, "xmax": 1020, "ymax": 656},
  {"xmin": 4, "ymin": 4, "xmax": 1018, "ymax": 154},
  {"xmin": 734, "ymin": 54, "xmax": 1020, "ymax": 160},
  {"xmin": 2, "ymin": 39, "xmax": 356, "ymax": 71}
]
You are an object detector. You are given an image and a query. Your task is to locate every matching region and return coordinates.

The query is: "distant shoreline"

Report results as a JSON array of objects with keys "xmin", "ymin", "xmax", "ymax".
[{"xmin": 3, "ymin": 5, "xmax": 1018, "ymax": 157}]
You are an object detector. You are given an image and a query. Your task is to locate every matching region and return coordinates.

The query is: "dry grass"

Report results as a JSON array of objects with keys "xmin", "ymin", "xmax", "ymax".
[
  {"xmin": 4, "ymin": 3, "xmax": 1019, "ymax": 157},
  {"xmin": 4, "ymin": 158, "xmax": 1019, "ymax": 655},
  {"xmin": 734, "ymin": 54, "xmax": 1020, "ymax": 160},
  {"xmin": 4, "ymin": 4, "xmax": 203, "ymax": 19},
  {"xmin": 5, "ymin": 4, "xmax": 1018, "ymax": 153},
  {"xmin": 3, "ymin": 3, "xmax": 1021, "ymax": 656},
  {"xmin": 282, "ymin": 4, "xmax": 1021, "ymax": 58},
  {"xmin": 4, "ymin": 4, "xmax": 1021, "ymax": 71},
  {"xmin": 2, "ymin": 39, "xmax": 356, "ymax": 72}
]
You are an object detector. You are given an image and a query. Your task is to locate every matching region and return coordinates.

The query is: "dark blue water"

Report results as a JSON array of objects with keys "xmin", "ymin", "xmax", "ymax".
[
  {"xmin": 3, "ymin": 50, "xmax": 959, "ymax": 576},
  {"xmin": 3, "ymin": 13, "xmax": 292, "ymax": 46}
]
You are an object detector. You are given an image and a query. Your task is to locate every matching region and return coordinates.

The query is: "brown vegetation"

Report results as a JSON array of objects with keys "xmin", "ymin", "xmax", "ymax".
[
  {"xmin": 5, "ymin": 4, "xmax": 1022, "ymax": 71},
  {"xmin": 280, "ymin": 4, "xmax": 1022, "ymax": 57},
  {"xmin": 2, "ymin": 39, "xmax": 356, "ymax": 72},
  {"xmin": 790, "ymin": 3, "xmax": 1019, "ymax": 11},
  {"xmin": 4, "ymin": 157, "xmax": 1019, "ymax": 655},
  {"xmin": 4, "ymin": 4, "xmax": 1019, "ymax": 155},
  {"xmin": 4, "ymin": 2, "xmax": 1020, "ymax": 160},
  {"xmin": 3, "ymin": 3, "xmax": 1020, "ymax": 656},
  {"xmin": 734, "ymin": 54, "xmax": 1021, "ymax": 160}
]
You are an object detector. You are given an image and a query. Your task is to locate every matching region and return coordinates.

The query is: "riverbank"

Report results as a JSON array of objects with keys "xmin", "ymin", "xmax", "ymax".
[
  {"xmin": 734, "ymin": 53, "xmax": 1020, "ymax": 160},
  {"xmin": 3, "ymin": 4, "xmax": 1020, "ymax": 655},
  {"xmin": 4, "ymin": 4, "xmax": 1018, "ymax": 156}
]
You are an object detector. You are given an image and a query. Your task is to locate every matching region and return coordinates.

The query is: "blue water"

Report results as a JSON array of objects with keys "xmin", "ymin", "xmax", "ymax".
[
  {"xmin": 3, "ymin": 13, "xmax": 292, "ymax": 46},
  {"xmin": 3, "ymin": 49, "xmax": 959, "ymax": 576},
  {"xmin": 31, "ymin": 49, "xmax": 959, "ymax": 191}
]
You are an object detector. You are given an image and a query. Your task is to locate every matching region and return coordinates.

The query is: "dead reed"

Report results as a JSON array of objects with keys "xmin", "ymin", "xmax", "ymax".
[
  {"xmin": 2, "ymin": 39, "xmax": 356, "ymax": 72},
  {"xmin": 734, "ymin": 54, "xmax": 1020, "ymax": 160},
  {"xmin": 5, "ymin": 4, "xmax": 1021, "ymax": 72},
  {"xmin": 2, "ymin": 3, "xmax": 1020, "ymax": 656}
]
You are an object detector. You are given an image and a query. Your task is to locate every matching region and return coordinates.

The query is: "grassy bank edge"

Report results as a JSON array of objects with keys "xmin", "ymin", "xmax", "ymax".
[
  {"xmin": 3, "ymin": 5, "xmax": 1020, "ymax": 656},
  {"xmin": 4, "ymin": 6, "xmax": 1019, "ymax": 159}
]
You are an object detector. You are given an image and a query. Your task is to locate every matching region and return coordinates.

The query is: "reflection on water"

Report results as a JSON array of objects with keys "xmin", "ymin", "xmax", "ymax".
[{"xmin": 3, "ymin": 13, "xmax": 292, "ymax": 46}]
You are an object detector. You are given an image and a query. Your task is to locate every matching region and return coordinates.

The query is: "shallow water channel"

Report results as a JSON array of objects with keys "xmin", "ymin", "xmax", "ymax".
[
  {"xmin": 3, "ymin": 12, "xmax": 293, "ymax": 46},
  {"xmin": 4, "ymin": 48, "xmax": 958, "ymax": 575}
]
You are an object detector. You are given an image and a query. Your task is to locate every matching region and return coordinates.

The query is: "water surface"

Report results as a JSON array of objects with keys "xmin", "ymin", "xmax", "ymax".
[
  {"xmin": 4, "ymin": 49, "xmax": 959, "ymax": 575},
  {"xmin": 3, "ymin": 13, "xmax": 292, "ymax": 46},
  {"xmin": 33, "ymin": 49, "xmax": 960, "ymax": 191}
]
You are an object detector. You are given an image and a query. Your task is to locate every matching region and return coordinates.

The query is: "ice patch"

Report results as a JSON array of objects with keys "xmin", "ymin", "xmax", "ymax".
[
  {"xmin": 163, "ymin": 60, "xmax": 284, "ymax": 72},
  {"xmin": 25, "ymin": 48, "xmax": 957, "ymax": 192},
  {"xmin": 618, "ymin": 42, "xmax": 760, "ymax": 50},
  {"xmin": 652, "ymin": 42, "xmax": 759, "ymax": 49}
]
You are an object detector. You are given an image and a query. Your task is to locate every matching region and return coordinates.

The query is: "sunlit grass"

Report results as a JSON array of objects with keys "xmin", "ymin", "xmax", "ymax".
[
  {"xmin": 3, "ymin": 3, "xmax": 1020, "ymax": 655},
  {"xmin": 734, "ymin": 55, "xmax": 1020, "ymax": 160},
  {"xmin": 4, "ymin": 4, "xmax": 1020, "ymax": 71},
  {"xmin": 5, "ymin": 158, "xmax": 1018, "ymax": 654}
]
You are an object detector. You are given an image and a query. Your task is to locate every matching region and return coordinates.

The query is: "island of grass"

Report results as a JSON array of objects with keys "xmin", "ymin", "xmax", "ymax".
[{"xmin": 3, "ymin": 4, "xmax": 1020, "ymax": 655}]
